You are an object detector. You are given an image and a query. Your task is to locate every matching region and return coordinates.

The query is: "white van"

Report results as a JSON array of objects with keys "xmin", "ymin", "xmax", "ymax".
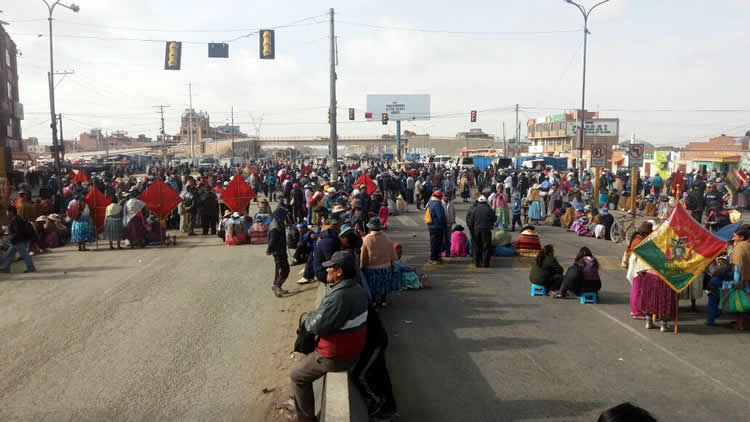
[
  {"xmin": 456, "ymin": 156, "xmax": 474, "ymax": 170},
  {"xmin": 433, "ymin": 155, "xmax": 453, "ymax": 168}
]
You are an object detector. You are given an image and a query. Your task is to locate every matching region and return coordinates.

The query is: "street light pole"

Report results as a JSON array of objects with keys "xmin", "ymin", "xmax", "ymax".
[
  {"xmin": 42, "ymin": 0, "xmax": 79, "ymax": 203},
  {"xmin": 565, "ymin": 0, "xmax": 608, "ymax": 180}
]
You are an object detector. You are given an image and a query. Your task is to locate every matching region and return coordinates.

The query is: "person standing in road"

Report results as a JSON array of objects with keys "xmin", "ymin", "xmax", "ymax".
[
  {"xmin": 267, "ymin": 206, "xmax": 290, "ymax": 297},
  {"xmin": 425, "ymin": 190, "xmax": 446, "ymax": 264},
  {"xmin": 0, "ymin": 206, "xmax": 36, "ymax": 273},
  {"xmin": 198, "ymin": 184, "xmax": 219, "ymax": 235},
  {"xmin": 360, "ymin": 217, "xmax": 396, "ymax": 307},
  {"xmin": 406, "ymin": 173, "xmax": 415, "ymax": 205},
  {"xmin": 469, "ymin": 196, "xmax": 496, "ymax": 268},
  {"xmin": 442, "ymin": 194, "xmax": 456, "ymax": 256},
  {"xmin": 414, "ymin": 178, "xmax": 423, "ymax": 210}
]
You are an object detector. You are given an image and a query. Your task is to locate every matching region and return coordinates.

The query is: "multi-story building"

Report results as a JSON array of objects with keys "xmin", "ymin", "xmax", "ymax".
[
  {"xmin": 1, "ymin": 25, "xmax": 23, "ymax": 164},
  {"xmin": 527, "ymin": 110, "xmax": 619, "ymax": 168},
  {"xmin": 180, "ymin": 109, "xmax": 210, "ymax": 141}
]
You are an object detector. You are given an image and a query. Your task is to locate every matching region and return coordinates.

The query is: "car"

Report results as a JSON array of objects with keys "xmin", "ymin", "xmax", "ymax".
[{"xmin": 198, "ymin": 157, "xmax": 218, "ymax": 169}]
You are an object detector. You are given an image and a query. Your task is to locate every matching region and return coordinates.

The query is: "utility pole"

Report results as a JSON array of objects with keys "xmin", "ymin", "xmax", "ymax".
[
  {"xmin": 187, "ymin": 83, "xmax": 194, "ymax": 166},
  {"xmin": 96, "ymin": 128, "xmax": 100, "ymax": 155},
  {"xmin": 515, "ymin": 104, "xmax": 519, "ymax": 167},
  {"xmin": 57, "ymin": 113, "xmax": 65, "ymax": 160},
  {"xmin": 328, "ymin": 8, "xmax": 339, "ymax": 179},
  {"xmin": 231, "ymin": 106, "xmax": 235, "ymax": 162},
  {"xmin": 502, "ymin": 121, "xmax": 506, "ymax": 157},
  {"xmin": 154, "ymin": 105, "xmax": 170, "ymax": 166}
]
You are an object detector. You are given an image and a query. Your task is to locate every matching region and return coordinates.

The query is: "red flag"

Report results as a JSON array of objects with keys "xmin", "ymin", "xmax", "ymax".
[
  {"xmin": 83, "ymin": 187, "xmax": 111, "ymax": 230},
  {"xmin": 221, "ymin": 175, "xmax": 256, "ymax": 212},
  {"xmin": 71, "ymin": 169, "xmax": 89, "ymax": 184},
  {"xmin": 354, "ymin": 173, "xmax": 378, "ymax": 195},
  {"xmin": 138, "ymin": 178, "xmax": 181, "ymax": 219}
]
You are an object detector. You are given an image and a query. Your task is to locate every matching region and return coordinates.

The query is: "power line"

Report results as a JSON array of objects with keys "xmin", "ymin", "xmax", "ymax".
[
  {"xmin": 520, "ymin": 106, "xmax": 750, "ymax": 113},
  {"xmin": 337, "ymin": 20, "xmax": 582, "ymax": 36}
]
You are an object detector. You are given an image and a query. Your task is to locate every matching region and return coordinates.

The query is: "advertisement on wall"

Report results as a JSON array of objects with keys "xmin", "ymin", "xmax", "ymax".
[
  {"xmin": 366, "ymin": 94, "xmax": 431, "ymax": 121},
  {"xmin": 654, "ymin": 151, "xmax": 670, "ymax": 179},
  {"xmin": 566, "ymin": 118, "xmax": 619, "ymax": 137}
]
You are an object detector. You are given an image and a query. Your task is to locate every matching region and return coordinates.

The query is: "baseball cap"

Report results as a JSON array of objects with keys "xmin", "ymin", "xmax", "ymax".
[
  {"xmin": 478, "ymin": 195, "xmax": 487, "ymax": 203},
  {"xmin": 322, "ymin": 250, "xmax": 356, "ymax": 274},
  {"xmin": 433, "ymin": 190, "xmax": 443, "ymax": 197}
]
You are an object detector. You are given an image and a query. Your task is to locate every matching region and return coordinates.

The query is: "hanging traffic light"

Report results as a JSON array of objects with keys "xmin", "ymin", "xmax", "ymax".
[
  {"xmin": 470, "ymin": 110, "xmax": 477, "ymax": 123},
  {"xmin": 259, "ymin": 29, "xmax": 275, "ymax": 59},
  {"xmin": 348, "ymin": 108, "xmax": 355, "ymax": 121},
  {"xmin": 164, "ymin": 41, "xmax": 182, "ymax": 70},
  {"xmin": 382, "ymin": 113, "xmax": 388, "ymax": 125}
]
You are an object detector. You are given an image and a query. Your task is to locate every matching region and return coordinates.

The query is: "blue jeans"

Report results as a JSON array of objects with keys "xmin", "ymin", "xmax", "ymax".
[
  {"xmin": 707, "ymin": 276, "xmax": 724, "ymax": 324},
  {"xmin": 2, "ymin": 241, "xmax": 35, "ymax": 271}
]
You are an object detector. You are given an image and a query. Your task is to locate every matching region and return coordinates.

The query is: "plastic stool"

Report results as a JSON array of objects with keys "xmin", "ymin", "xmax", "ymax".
[
  {"xmin": 579, "ymin": 292, "xmax": 598, "ymax": 304},
  {"xmin": 530, "ymin": 284, "xmax": 547, "ymax": 297}
]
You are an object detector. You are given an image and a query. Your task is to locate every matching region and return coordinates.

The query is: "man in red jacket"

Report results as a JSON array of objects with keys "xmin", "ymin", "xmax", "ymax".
[{"xmin": 287, "ymin": 251, "xmax": 369, "ymax": 422}]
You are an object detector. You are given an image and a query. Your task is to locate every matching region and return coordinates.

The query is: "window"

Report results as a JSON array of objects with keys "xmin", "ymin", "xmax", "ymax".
[
  {"xmin": 7, "ymin": 119, "xmax": 13, "ymax": 139},
  {"xmin": 4, "ymin": 47, "xmax": 9, "ymax": 68},
  {"xmin": 7, "ymin": 81, "xmax": 11, "ymax": 101}
]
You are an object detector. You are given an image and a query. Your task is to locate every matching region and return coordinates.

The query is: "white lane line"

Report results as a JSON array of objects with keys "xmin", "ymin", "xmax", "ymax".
[
  {"xmin": 591, "ymin": 306, "xmax": 749, "ymax": 403},
  {"xmin": 396, "ymin": 215, "xmax": 418, "ymax": 227}
]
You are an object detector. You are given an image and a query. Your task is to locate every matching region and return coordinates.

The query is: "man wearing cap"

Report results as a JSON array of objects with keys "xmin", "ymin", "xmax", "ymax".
[
  {"xmin": 299, "ymin": 216, "xmax": 341, "ymax": 284},
  {"xmin": 288, "ymin": 251, "xmax": 369, "ymax": 422},
  {"xmin": 470, "ymin": 195, "xmax": 496, "ymax": 268},
  {"xmin": 426, "ymin": 190, "xmax": 447, "ymax": 264},
  {"xmin": 293, "ymin": 222, "xmax": 315, "ymax": 265},
  {"xmin": 268, "ymin": 206, "xmax": 290, "ymax": 297}
]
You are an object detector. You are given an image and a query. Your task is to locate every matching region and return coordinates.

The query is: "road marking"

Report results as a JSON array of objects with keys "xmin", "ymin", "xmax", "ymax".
[
  {"xmin": 395, "ymin": 215, "xmax": 418, "ymax": 227},
  {"xmin": 591, "ymin": 306, "xmax": 749, "ymax": 403}
]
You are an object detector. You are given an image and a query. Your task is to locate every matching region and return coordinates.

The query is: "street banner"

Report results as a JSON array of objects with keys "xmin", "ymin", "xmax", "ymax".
[
  {"xmin": 354, "ymin": 173, "xmax": 378, "ymax": 195},
  {"xmin": 221, "ymin": 175, "xmax": 256, "ymax": 212},
  {"xmin": 83, "ymin": 186, "xmax": 111, "ymax": 230},
  {"xmin": 138, "ymin": 178, "xmax": 182, "ymax": 219},
  {"xmin": 628, "ymin": 144, "xmax": 644, "ymax": 168},
  {"xmin": 591, "ymin": 144, "xmax": 606, "ymax": 168},
  {"xmin": 634, "ymin": 205, "xmax": 726, "ymax": 293},
  {"xmin": 71, "ymin": 169, "xmax": 89, "ymax": 184}
]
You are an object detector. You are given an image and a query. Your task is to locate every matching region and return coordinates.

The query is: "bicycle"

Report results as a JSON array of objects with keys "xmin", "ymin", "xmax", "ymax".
[{"xmin": 610, "ymin": 210, "xmax": 644, "ymax": 244}]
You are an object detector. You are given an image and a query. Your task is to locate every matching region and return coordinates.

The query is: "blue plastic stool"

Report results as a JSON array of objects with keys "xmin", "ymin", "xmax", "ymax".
[
  {"xmin": 578, "ymin": 292, "xmax": 598, "ymax": 304},
  {"xmin": 530, "ymin": 284, "xmax": 547, "ymax": 297}
]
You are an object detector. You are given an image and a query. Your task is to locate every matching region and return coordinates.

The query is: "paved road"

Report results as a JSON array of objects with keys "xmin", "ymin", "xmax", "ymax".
[
  {"xmin": 379, "ymin": 202, "xmax": 750, "ymax": 422},
  {"xmin": 0, "ymin": 233, "xmax": 316, "ymax": 421}
]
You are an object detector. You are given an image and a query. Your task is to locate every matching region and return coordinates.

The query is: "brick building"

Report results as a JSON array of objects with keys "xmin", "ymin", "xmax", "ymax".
[{"xmin": 1, "ymin": 25, "xmax": 23, "ymax": 160}]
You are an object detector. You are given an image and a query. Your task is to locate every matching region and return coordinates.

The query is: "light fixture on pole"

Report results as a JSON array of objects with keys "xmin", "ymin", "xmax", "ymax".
[
  {"xmin": 564, "ymin": 0, "xmax": 608, "ymax": 179},
  {"xmin": 41, "ymin": 0, "xmax": 80, "ymax": 203}
]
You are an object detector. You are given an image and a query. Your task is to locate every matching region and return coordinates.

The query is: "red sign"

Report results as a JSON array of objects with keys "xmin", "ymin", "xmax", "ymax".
[
  {"xmin": 138, "ymin": 178, "xmax": 182, "ymax": 219},
  {"xmin": 83, "ymin": 187, "xmax": 111, "ymax": 230},
  {"xmin": 354, "ymin": 173, "xmax": 378, "ymax": 195},
  {"xmin": 221, "ymin": 175, "xmax": 256, "ymax": 212}
]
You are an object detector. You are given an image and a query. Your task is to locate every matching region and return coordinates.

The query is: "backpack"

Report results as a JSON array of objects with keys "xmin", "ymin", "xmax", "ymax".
[{"xmin": 423, "ymin": 208, "xmax": 432, "ymax": 224}]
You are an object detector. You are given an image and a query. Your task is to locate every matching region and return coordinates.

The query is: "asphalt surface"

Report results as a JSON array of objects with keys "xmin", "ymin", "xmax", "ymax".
[
  {"xmin": 379, "ymin": 201, "xmax": 750, "ymax": 422},
  {"xmin": 0, "ymin": 229, "xmax": 317, "ymax": 421}
]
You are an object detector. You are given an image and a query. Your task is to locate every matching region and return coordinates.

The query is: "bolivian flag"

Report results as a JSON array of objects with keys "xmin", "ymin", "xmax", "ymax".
[{"xmin": 633, "ymin": 205, "xmax": 727, "ymax": 293}]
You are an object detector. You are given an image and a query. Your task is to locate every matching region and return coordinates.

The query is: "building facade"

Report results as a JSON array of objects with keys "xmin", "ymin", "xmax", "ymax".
[
  {"xmin": 527, "ymin": 110, "xmax": 619, "ymax": 168},
  {"xmin": 1, "ymin": 25, "xmax": 23, "ymax": 153}
]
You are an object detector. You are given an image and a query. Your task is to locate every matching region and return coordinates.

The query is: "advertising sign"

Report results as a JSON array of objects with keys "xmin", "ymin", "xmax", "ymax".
[
  {"xmin": 628, "ymin": 144, "xmax": 644, "ymax": 168},
  {"xmin": 654, "ymin": 151, "xmax": 670, "ymax": 179},
  {"xmin": 566, "ymin": 118, "xmax": 619, "ymax": 138},
  {"xmin": 591, "ymin": 144, "xmax": 607, "ymax": 168},
  {"xmin": 366, "ymin": 95, "xmax": 431, "ymax": 121}
]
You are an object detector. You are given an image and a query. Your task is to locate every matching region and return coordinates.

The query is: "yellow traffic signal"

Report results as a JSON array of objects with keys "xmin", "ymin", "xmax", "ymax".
[
  {"xmin": 259, "ymin": 29, "xmax": 275, "ymax": 59},
  {"xmin": 470, "ymin": 110, "xmax": 477, "ymax": 123},
  {"xmin": 164, "ymin": 41, "xmax": 182, "ymax": 70}
]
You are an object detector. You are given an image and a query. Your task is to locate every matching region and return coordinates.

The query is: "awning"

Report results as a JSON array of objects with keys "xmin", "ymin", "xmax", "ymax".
[
  {"xmin": 691, "ymin": 155, "xmax": 740, "ymax": 163},
  {"xmin": 11, "ymin": 152, "xmax": 35, "ymax": 162}
]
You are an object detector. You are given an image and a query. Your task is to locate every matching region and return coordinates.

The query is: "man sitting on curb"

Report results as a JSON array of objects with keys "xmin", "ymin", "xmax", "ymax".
[{"xmin": 287, "ymin": 250, "xmax": 369, "ymax": 422}]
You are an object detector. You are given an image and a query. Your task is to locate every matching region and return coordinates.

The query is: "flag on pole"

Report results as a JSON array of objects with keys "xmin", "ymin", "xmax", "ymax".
[
  {"xmin": 221, "ymin": 175, "xmax": 256, "ymax": 212},
  {"xmin": 354, "ymin": 173, "xmax": 378, "ymax": 195},
  {"xmin": 634, "ymin": 205, "xmax": 727, "ymax": 293},
  {"xmin": 138, "ymin": 178, "xmax": 182, "ymax": 219},
  {"xmin": 83, "ymin": 187, "xmax": 111, "ymax": 230}
]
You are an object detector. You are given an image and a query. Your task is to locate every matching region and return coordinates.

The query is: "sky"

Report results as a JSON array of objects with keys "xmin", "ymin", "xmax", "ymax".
[{"xmin": 5, "ymin": 0, "xmax": 750, "ymax": 146}]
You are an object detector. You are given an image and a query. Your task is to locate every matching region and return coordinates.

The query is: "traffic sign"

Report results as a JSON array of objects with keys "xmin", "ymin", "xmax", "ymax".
[
  {"xmin": 628, "ymin": 144, "xmax": 644, "ymax": 168},
  {"xmin": 591, "ymin": 144, "xmax": 606, "ymax": 168}
]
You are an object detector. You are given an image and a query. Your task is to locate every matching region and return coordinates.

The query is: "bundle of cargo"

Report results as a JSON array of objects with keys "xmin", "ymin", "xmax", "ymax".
[{"xmin": 726, "ymin": 169, "xmax": 747, "ymax": 193}]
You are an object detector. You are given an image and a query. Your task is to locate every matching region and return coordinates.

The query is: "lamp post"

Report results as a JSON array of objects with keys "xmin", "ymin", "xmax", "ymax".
[
  {"xmin": 42, "ymin": 0, "xmax": 79, "ymax": 203},
  {"xmin": 564, "ymin": 0, "xmax": 608, "ymax": 180}
]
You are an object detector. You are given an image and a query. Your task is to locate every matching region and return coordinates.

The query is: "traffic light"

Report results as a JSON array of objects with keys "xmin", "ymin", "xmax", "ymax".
[
  {"xmin": 208, "ymin": 42, "xmax": 229, "ymax": 58},
  {"xmin": 382, "ymin": 113, "xmax": 388, "ymax": 125},
  {"xmin": 348, "ymin": 108, "xmax": 355, "ymax": 121},
  {"xmin": 164, "ymin": 41, "xmax": 182, "ymax": 70},
  {"xmin": 259, "ymin": 29, "xmax": 275, "ymax": 59},
  {"xmin": 470, "ymin": 110, "xmax": 477, "ymax": 123}
]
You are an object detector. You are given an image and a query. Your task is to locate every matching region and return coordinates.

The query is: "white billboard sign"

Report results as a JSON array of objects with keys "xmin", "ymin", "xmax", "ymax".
[
  {"xmin": 566, "ymin": 118, "xmax": 619, "ymax": 137},
  {"xmin": 366, "ymin": 94, "xmax": 430, "ymax": 121}
]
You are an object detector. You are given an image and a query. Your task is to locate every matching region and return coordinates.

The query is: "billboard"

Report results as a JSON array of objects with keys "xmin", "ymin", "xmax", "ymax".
[
  {"xmin": 366, "ymin": 95, "xmax": 430, "ymax": 121},
  {"xmin": 566, "ymin": 118, "xmax": 619, "ymax": 137}
]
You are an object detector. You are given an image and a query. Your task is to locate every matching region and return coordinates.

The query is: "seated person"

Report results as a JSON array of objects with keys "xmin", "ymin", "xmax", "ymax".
[
  {"xmin": 570, "ymin": 210, "xmax": 592, "ymax": 237},
  {"xmin": 560, "ymin": 203, "xmax": 576, "ymax": 228},
  {"xmin": 293, "ymin": 222, "xmax": 316, "ymax": 265},
  {"xmin": 554, "ymin": 247, "xmax": 602, "ymax": 298},
  {"xmin": 217, "ymin": 210, "xmax": 231, "ymax": 240},
  {"xmin": 299, "ymin": 216, "xmax": 341, "ymax": 283},
  {"xmin": 287, "ymin": 251, "xmax": 369, "ymax": 422},
  {"xmin": 450, "ymin": 224, "xmax": 469, "ymax": 257},
  {"xmin": 144, "ymin": 214, "xmax": 167, "ymax": 245},
  {"xmin": 596, "ymin": 206, "xmax": 615, "ymax": 240},
  {"xmin": 643, "ymin": 194, "xmax": 658, "ymax": 217},
  {"xmin": 392, "ymin": 242, "xmax": 422, "ymax": 290},
  {"xmin": 225, "ymin": 212, "xmax": 247, "ymax": 245},
  {"xmin": 248, "ymin": 215, "xmax": 269, "ymax": 244},
  {"xmin": 529, "ymin": 244, "xmax": 563, "ymax": 292},
  {"xmin": 512, "ymin": 225, "xmax": 542, "ymax": 257}
]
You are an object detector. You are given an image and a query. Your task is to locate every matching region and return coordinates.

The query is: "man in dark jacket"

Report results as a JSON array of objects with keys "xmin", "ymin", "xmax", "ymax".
[
  {"xmin": 469, "ymin": 196, "xmax": 497, "ymax": 268},
  {"xmin": 425, "ymin": 190, "xmax": 446, "ymax": 264},
  {"xmin": 198, "ymin": 185, "xmax": 219, "ymax": 235},
  {"xmin": 1, "ymin": 206, "xmax": 36, "ymax": 273},
  {"xmin": 267, "ymin": 207, "xmax": 289, "ymax": 297},
  {"xmin": 300, "ymin": 216, "xmax": 341, "ymax": 283},
  {"xmin": 288, "ymin": 251, "xmax": 369, "ymax": 422},
  {"xmin": 686, "ymin": 185, "xmax": 705, "ymax": 223}
]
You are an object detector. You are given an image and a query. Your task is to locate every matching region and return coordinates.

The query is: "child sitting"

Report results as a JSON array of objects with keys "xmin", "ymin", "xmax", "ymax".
[
  {"xmin": 450, "ymin": 224, "xmax": 469, "ymax": 257},
  {"xmin": 552, "ymin": 209, "xmax": 562, "ymax": 227},
  {"xmin": 379, "ymin": 202, "xmax": 390, "ymax": 230},
  {"xmin": 392, "ymin": 243, "xmax": 422, "ymax": 290}
]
